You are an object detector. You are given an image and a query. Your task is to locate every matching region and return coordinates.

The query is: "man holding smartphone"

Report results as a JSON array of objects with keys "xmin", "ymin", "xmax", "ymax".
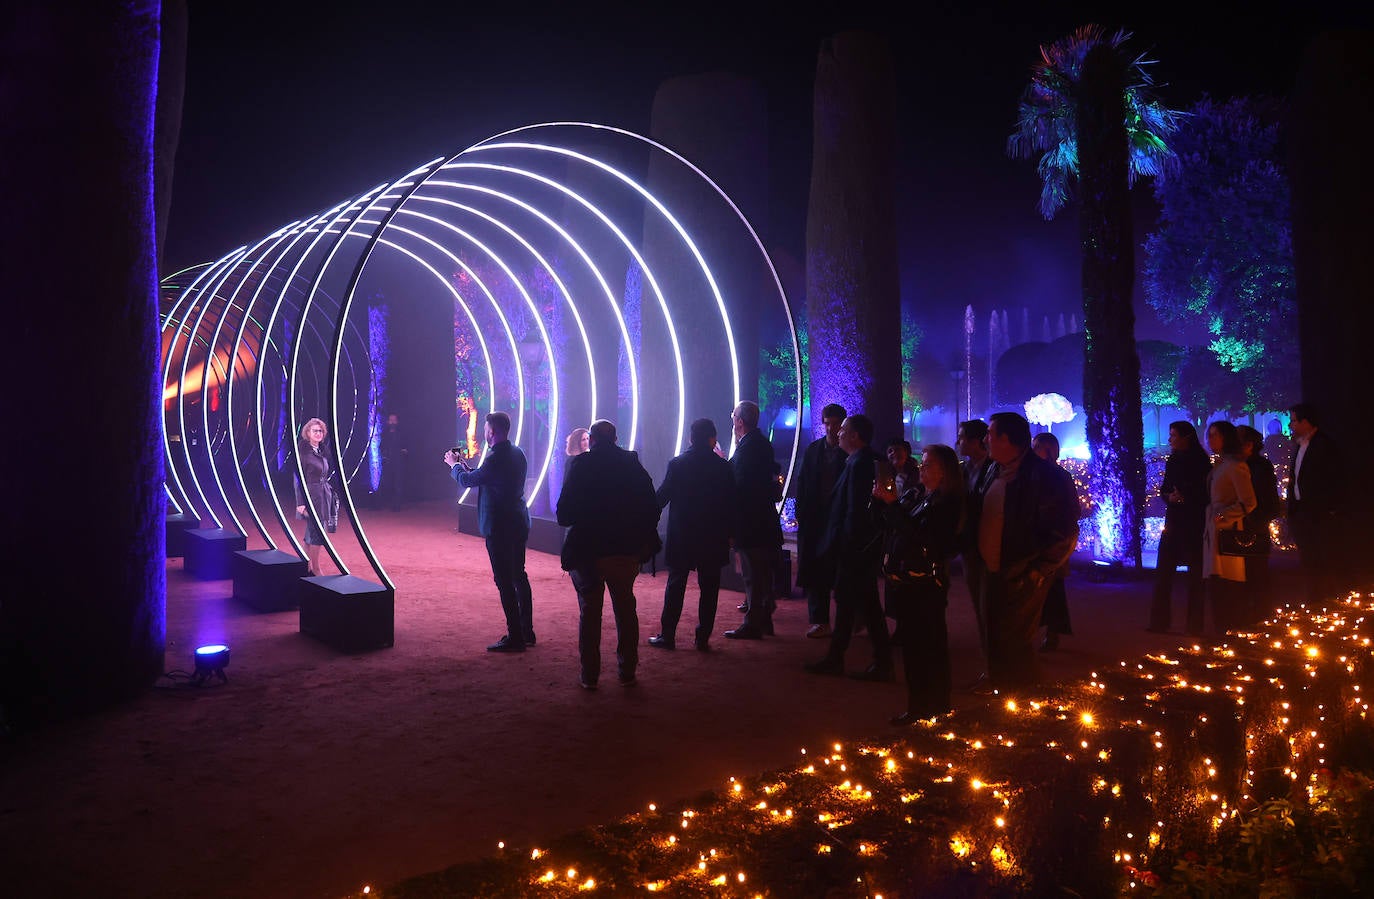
[{"xmin": 444, "ymin": 411, "xmax": 534, "ymax": 653}]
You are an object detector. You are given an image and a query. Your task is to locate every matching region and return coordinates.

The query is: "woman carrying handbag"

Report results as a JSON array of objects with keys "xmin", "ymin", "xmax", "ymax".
[{"xmin": 1202, "ymin": 421, "xmax": 1258, "ymax": 634}]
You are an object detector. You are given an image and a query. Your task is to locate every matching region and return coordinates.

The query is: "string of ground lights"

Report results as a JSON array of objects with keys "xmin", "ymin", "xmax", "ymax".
[
  {"xmin": 349, "ymin": 592, "xmax": 1372, "ymax": 896},
  {"xmin": 160, "ymin": 123, "xmax": 801, "ymax": 588}
]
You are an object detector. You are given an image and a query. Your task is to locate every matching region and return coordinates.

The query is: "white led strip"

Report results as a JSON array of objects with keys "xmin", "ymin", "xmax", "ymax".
[{"xmin": 162, "ymin": 123, "xmax": 801, "ymax": 589}]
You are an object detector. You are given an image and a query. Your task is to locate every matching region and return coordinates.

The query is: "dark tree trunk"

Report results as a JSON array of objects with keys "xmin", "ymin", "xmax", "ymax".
[
  {"xmin": 0, "ymin": 4, "xmax": 168, "ymax": 729},
  {"xmin": 805, "ymin": 31, "xmax": 902, "ymax": 444},
  {"xmin": 644, "ymin": 72, "xmax": 768, "ymax": 475},
  {"xmin": 1289, "ymin": 31, "xmax": 1374, "ymax": 588},
  {"xmin": 1076, "ymin": 44, "xmax": 1145, "ymax": 566}
]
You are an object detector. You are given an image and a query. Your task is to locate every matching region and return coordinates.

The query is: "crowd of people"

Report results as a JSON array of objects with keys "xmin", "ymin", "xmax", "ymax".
[
  {"xmin": 296, "ymin": 397, "xmax": 1346, "ymax": 727},
  {"xmin": 432, "ymin": 402, "xmax": 1087, "ymax": 727},
  {"xmin": 1148, "ymin": 403, "xmax": 1345, "ymax": 636}
]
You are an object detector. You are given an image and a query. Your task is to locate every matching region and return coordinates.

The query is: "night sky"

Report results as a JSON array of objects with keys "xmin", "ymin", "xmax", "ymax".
[{"xmin": 164, "ymin": 1, "xmax": 1366, "ymax": 352}]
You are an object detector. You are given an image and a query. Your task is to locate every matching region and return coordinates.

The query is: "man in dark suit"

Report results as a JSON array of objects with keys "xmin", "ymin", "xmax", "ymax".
[
  {"xmin": 1287, "ymin": 402, "xmax": 1345, "ymax": 602},
  {"xmin": 956, "ymin": 419, "xmax": 998, "ymax": 665},
  {"xmin": 804, "ymin": 413, "xmax": 894, "ymax": 680},
  {"xmin": 444, "ymin": 411, "xmax": 533, "ymax": 653},
  {"xmin": 723, "ymin": 401, "xmax": 783, "ymax": 640},
  {"xmin": 978, "ymin": 412, "xmax": 1079, "ymax": 691},
  {"xmin": 557, "ymin": 419, "xmax": 660, "ymax": 688},
  {"xmin": 794, "ymin": 403, "xmax": 847, "ymax": 639},
  {"xmin": 648, "ymin": 418, "xmax": 735, "ymax": 652}
]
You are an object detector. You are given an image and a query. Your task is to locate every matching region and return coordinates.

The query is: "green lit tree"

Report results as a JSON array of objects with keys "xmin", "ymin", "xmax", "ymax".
[
  {"xmin": 1143, "ymin": 96, "xmax": 1297, "ymax": 417},
  {"xmin": 1138, "ymin": 339, "xmax": 1184, "ymax": 445},
  {"xmin": 1007, "ymin": 25, "xmax": 1185, "ymax": 565},
  {"xmin": 759, "ymin": 310, "xmax": 808, "ymax": 434},
  {"xmin": 1177, "ymin": 345, "xmax": 1245, "ymax": 427},
  {"xmin": 900, "ymin": 309, "xmax": 924, "ymax": 412}
]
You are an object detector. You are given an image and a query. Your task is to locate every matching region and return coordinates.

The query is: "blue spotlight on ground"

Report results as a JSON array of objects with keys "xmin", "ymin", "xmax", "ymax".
[{"xmin": 193, "ymin": 644, "xmax": 230, "ymax": 685}]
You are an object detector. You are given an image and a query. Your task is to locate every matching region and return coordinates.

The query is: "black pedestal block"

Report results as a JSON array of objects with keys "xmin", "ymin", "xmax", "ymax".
[
  {"xmin": 232, "ymin": 549, "xmax": 308, "ymax": 612},
  {"xmin": 166, "ymin": 512, "xmax": 201, "ymax": 558},
  {"xmin": 299, "ymin": 575, "xmax": 394, "ymax": 652},
  {"xmin": 183, "ymin": 528, "xmax": 248, "ymax": 580}
]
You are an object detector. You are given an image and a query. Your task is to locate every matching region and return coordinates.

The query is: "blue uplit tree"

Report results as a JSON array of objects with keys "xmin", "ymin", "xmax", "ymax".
[
  {"xmin": 1143, "ymin": 96, "xmax": 1297, "ymax": 418},
  {"xmin": 1007, "ymin": 25, "xmax": 1184, "ymax": 565}
]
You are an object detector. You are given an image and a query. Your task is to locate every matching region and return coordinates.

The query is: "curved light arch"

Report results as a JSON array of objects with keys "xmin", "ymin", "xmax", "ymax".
[
  {"xmin": 370, "ymin": 216, "xmax": 558, "ymax": 505},
  {"xmin": 435, "ymin": 162, "xmax": 683, "ymax": 453},
  {"xmin": 287, "ymin": 182, "xmax": 406, "ymax": 576},
  {"xmin": 263, "ymin": 191, "xmax": 385, "ymax": 562},
  {"xmin": 478, "ymin": 121, "xmax": 801, "ymax": 489},
  {"xmin": 161, "ymin": 247, "xmax": 245, "ymax": 519},
  {"xmin": 167, "ymin": 246, "xmax": 248, "ymax": 525},
  {"xmin": 164, "ymin": 121, "xmax": 802, "ymax": 595},
  {"xmin": 224, "ymin": 219, "xmax": 321, "ymax": 546},
  {"xmin": 198, "ymin": 226, "xmax": 309, "ymax": 536},
  {"xmin": 469, "ymin": 140, "xmax": 739, "ymax": 452}
]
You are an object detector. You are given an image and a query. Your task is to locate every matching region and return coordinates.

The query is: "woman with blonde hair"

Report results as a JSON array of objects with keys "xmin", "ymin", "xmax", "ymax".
[
  {"xmin": 294, "ymin": 417, "xmax": 336, "ymax": 576},
  {"xmin": 1202, "ymin": 421, "xmax": 1257, "ymax": 633},
  {"xmin": 565, "ymin": 426, "xmax": 590, "ymax": 458}
]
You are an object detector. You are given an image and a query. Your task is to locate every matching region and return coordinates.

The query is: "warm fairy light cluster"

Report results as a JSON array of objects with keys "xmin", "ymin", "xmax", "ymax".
[{"xmin": 355, "ymin": 592, "xmax": 1372, "ymax": 897}]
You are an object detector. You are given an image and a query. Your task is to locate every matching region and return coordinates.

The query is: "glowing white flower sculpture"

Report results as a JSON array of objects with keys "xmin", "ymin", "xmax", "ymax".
[{"xmin": 1024, "ymin": 392, "xmax": 1075, "ymax": 429}]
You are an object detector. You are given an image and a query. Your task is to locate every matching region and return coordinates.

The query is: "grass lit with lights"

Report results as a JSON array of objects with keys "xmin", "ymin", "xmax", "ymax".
[{"xmin": 355, "ymin": 593, "xmax": 1374, "ymax": 897}]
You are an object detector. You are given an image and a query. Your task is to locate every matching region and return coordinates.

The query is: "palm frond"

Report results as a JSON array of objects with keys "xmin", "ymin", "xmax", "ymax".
[{"xmin": 1007, "ymin": 23, "xmax": 1186, "ymax": 218}]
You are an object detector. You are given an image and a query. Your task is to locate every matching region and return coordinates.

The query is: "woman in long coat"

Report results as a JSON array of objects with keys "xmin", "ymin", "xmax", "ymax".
[
  {"xmin": 1148, "ymin": 421, "xmax": 1212, "ymax": 635},
  {"xmin": 1201, "ymin": 421, "xmax": 1257, "ymax": 634},
  {"xmin": 294, "ymin": 417, "xmax": 335, "ymax": 576}
]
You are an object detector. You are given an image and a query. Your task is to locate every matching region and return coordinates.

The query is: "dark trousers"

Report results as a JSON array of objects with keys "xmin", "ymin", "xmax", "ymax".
[
  {"xmin": 661, "ymin": 564, "xmax": 722, "ymax": 643},
  {"xmin": 738, "ymin": 546, "xmax": 777, "ymax": 631},
  {"xmin": 1294, "ymin": 516, "xmax": 1345, "ymax": 603},
  {"xmin": 804, "ymin": 552, "xmax": 837, "ymax": 627},
  {"xmin": 1243, "ymin": 554, "xmax": 1272, "ymax": 626},
  {"xmin": 982, "ymin": 570, "xmax": 1049, "ymax": 689},
  {"xmin": 1149, "ymin": 530, "xmax": 1205, "ymax": 633},
  {"xmin": 1039, "ymin": 576, "xmax": 1071, "ymax": 635},
  {"xmin": 1208, "ymin": 575, "xmax": 1247, "ymax": 635},
  {"xmin": 889, "ymin": 580, "xmax": 951, "ymax": 715},
  {"xmin": 962, "ymin": 553, "xmax": 988, "ymax": 657},
  {"xmin": 826, "ymin": 561, "xmax": 891, "ymax": 669},
  {"xmin": 571, "ymin": 555, "xmax": 640, "ymax": 684},
  {"xmin": 485, "ymin": 534, "xmax": 533, "ymax": 645},
  {"xmin": 381, "ymin": 459, "xmax": 405, "ymax": 510}
]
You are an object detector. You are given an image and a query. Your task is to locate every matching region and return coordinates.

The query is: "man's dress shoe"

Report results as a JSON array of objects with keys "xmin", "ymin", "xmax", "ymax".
[{"xmin": 487, "ymin": 635, "xmax": 525, "ymax": 653}]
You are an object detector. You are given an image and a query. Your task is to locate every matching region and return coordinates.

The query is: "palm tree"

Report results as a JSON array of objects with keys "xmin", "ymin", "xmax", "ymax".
[{"xmin": 1007, "ymin": 25, "xmax": 1184, "ymax": 566}]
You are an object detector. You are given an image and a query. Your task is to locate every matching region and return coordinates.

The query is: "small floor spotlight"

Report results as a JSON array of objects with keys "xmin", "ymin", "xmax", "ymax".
[{"xmin": 192, "ymin": 644, "xmax": 230, "ymax": 685}]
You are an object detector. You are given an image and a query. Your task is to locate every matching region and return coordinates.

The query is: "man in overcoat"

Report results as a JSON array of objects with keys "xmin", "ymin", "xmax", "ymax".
[
  {"xmin": 794, "ymin": 403, "xmax": 847, "ymax": 638},
  {"xmin": 1287, "ymin": 402, "xmax": 1346, "ymax": 602},
  {"xmin": 557, "ymin": 419, "xmax": 660, "ymax": 688},
  {"xmin": 648, "ymin": 418, "xmax": 735, "ymax": 651},
  {"xmin": 723, "ymin": 401, "xmax": 783, "ymax": 640}
]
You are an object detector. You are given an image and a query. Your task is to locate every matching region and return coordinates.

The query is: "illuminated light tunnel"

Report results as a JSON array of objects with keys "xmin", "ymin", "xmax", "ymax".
[{"xmin": 160, "ymin": 123, "xmax": 802, "ymax": 590}]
